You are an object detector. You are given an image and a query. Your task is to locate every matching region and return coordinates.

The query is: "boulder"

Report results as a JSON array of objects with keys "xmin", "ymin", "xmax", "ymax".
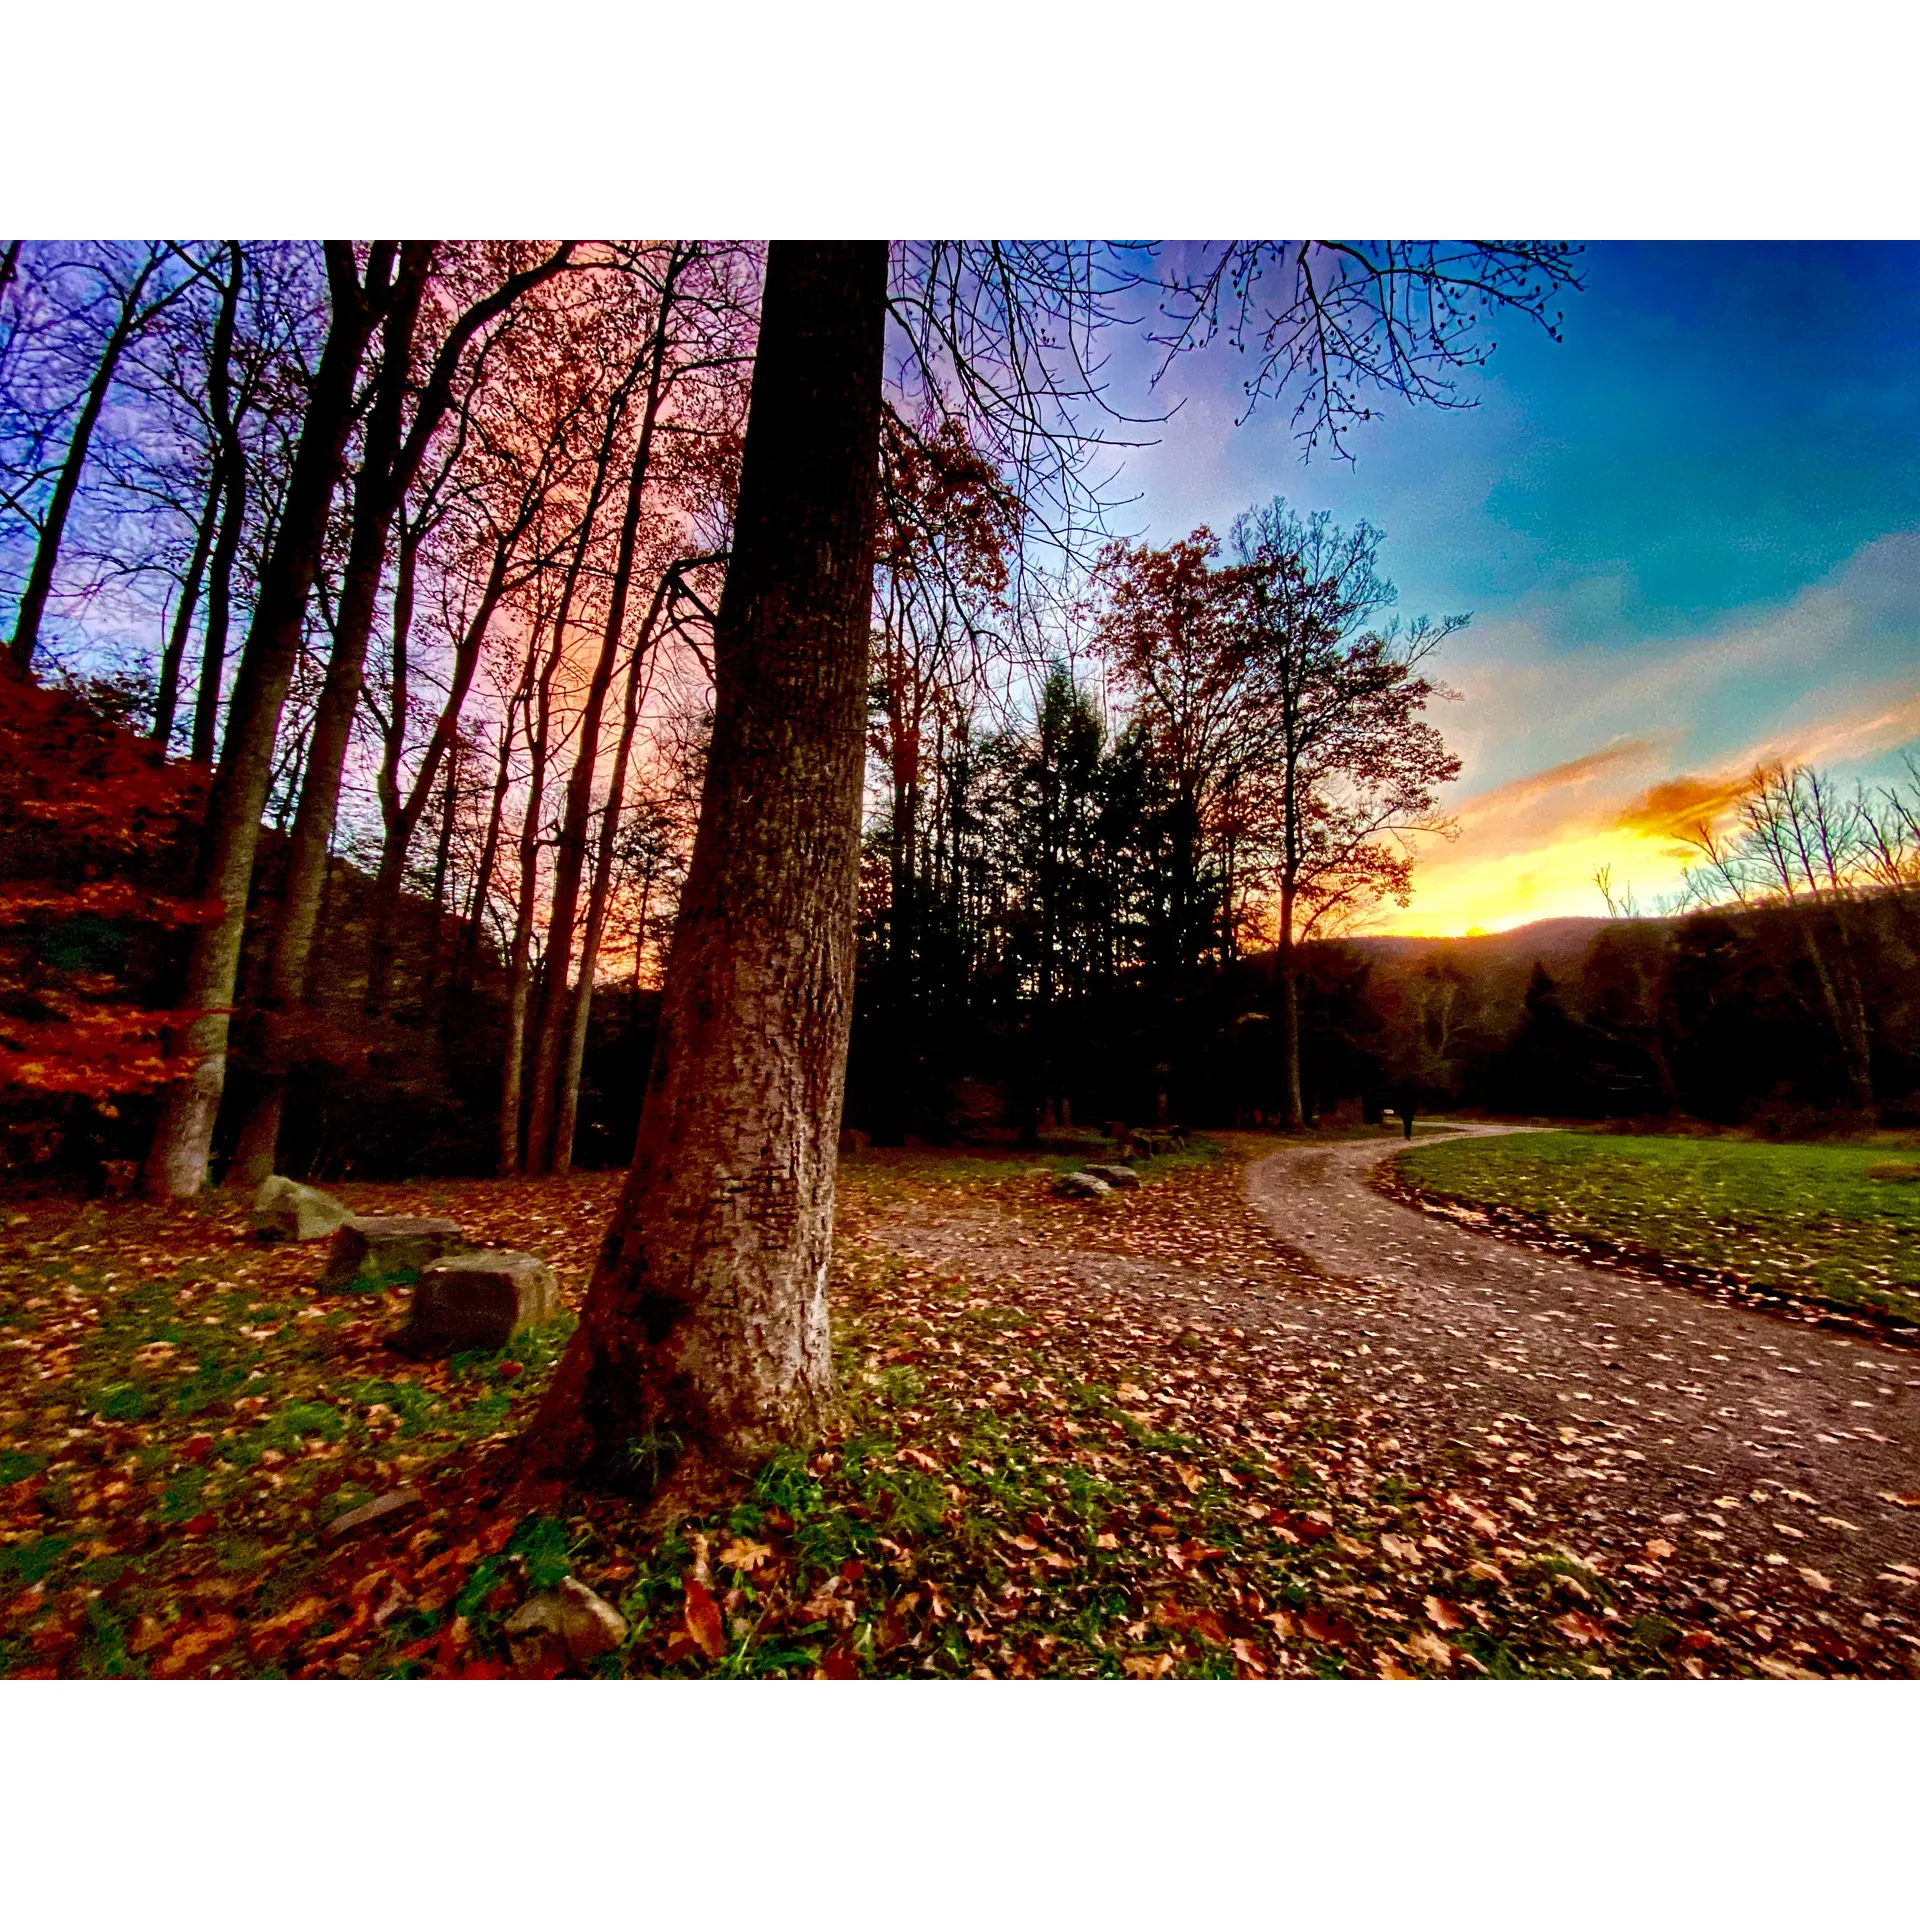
[
  {"xmin": 322, "ymin": 1215, "xmax": 465, "ymax": 1291},
  {"xmin": 1081, "ymin": 1162, "xmax": 1139, "ymax": 1190},
  {"xmin": 1055, "ymin": 1171, "xmax": 1112, "ymax": 1199},
  {"xmin": 252, "ymin": 1174, "xmax": 353, "ymax": 1243},
  {"xmin": 393, "ymin": 1249, "xmax": 559, "ymax": 1357},
  {"xmin": 506, "ymin": 1577, "xmax": 628, "ymax": 1670}
]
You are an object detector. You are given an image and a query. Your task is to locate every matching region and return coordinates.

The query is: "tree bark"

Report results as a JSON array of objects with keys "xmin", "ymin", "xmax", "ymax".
[
  {"xmin": 524, "ymin": 241, "xmax": 887, "ymax": 1491},
  {"xmin": 142, "ymin": 243, "xmax": 392, "ymax": 1200}
]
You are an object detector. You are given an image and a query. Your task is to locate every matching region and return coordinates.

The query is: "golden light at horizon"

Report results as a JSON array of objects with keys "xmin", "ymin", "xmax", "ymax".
[{"xmin": 1375, "ymin": 823, "xmax": 1697, "ymax": 936}]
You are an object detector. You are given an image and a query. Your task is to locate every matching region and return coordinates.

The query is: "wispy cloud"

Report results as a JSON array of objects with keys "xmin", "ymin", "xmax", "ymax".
[{"xmin": 1375, "ymin": 528, "xmax": 1920, "ymax": 935}]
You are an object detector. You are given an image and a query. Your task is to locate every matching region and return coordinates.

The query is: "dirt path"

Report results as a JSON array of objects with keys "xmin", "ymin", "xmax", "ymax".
[
  {"xmin": 1245, "ymin": 1127, "xmax": 1920, "ymax": 1618},
  {"xmin": 862, "ymin": 1131, "xmax": 1920, "ymax": 1673}
]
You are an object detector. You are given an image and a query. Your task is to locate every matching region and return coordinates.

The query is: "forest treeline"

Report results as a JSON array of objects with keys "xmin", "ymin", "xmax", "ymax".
[
  {"xmin": 4, "ymin": 239, "xmax": 1915, "ymax": 1202},
  {"xmin": 0, "ymin": 239, "xmax": 1485, "ymax": 1185}
]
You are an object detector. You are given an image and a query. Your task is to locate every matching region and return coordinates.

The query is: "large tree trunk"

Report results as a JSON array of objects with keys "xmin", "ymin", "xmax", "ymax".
[
  {"xmin": 9, "ymin": 253, "xmax": 163, "ymax": 668},
  {"xmin": 525, "ymin": 241, "xmax": 887, "ymax": 1491},
  {"xmin": 142, "ymin": 244, "xmax": 390, "ymax": 1200}
]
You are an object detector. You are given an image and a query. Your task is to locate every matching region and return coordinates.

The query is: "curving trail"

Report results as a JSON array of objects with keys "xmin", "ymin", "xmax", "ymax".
[{"xmin": 1245, "ymin": 1126, "xmax": 1920, "ymax": 1613}]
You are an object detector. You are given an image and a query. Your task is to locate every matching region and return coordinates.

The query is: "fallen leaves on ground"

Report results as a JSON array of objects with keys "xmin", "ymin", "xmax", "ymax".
[{"xmin": 1, "ymin": 1137, "xmax": 1916, "ymax": 1678}]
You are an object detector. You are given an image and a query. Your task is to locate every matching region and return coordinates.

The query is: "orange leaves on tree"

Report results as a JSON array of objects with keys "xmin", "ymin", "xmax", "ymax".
[{"xmin": 0, "ymin": 659, "xmax": 213, "ymax": 1104}]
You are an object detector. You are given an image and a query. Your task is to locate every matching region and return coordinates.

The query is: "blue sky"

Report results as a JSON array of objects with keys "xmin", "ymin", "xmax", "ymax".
[{"xmin": 1105, "ymin": 242, "xmax": 1920, "ymax": 931}]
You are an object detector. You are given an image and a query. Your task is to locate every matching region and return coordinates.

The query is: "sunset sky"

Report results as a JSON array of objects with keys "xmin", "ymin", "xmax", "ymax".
[{"xmin": 1123, "ymin": 241, "xmax": 1920, "ymax": 935}]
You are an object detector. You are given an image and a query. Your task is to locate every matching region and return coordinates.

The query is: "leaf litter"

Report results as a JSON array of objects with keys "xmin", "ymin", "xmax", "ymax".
[{"xmin": 2, "ymin": 1134, "xmax": 1917, "ymax": 1678}]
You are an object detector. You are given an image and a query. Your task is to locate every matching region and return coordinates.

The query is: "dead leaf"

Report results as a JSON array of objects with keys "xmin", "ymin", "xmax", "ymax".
[
  {"xmin": 1423, "ymin": 1594, "xmax": 1465, "ymax": 1633},
  {"xmin": 682, "ymin": 1577, "xmax": 727, "ymax": 1660}
]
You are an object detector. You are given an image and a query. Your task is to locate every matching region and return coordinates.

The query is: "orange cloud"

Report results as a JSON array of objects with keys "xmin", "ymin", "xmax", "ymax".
[
  {"xmin": 1452, "ymin": 738, "xmax": 1663, "ymax": 834},
  {"xmin": 1614, "ymin": 771, "xmax": 1757, "ymax": 841}
]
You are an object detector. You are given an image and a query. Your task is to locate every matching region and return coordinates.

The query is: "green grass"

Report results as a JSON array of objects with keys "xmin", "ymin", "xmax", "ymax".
[{"xmin": 1397, "ymin": 1132, "xmax": 1920, "ymax": 1323}]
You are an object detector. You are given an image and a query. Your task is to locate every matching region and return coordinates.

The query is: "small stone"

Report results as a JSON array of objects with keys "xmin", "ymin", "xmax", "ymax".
[
  {"xmin": 323, "ymin": 1485, "xmax": 424, "ymax": 1540},
  {"xmin": 1055, "ymin": 1171, "xmax": 1112, "ymax": 1199},
  {"xmin": 505, "ymin": 1576, "xmax": 628, "ymax": 1669},
  {"xmin": 394, "ymin": 1249, "xmax": 559, "ymax": 1358},
  {"xmin": 1081, "ymin": 1163, "xmax": 1140, "ymax": 1189},
  {"xmin": 252, "ymin": 1175, "xmax": 353, "ymax": 1243},
  {"xmin": 322, "ymin": 1216, "xmax": 465, "ymax": 1291}
]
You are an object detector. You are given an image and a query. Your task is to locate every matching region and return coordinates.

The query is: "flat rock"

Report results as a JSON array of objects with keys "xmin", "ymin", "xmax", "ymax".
[
  {"xmin": 251, "ymin": 1175, "xmax": 353, "ymax": 1243},
  {"xmin": 1081, "ymin": 1162, "xmax": 1140, "ymax": 1189},
  {"xmin": 393, "ymin": 1248, "xmax": 559, "ymax": 1357},
  {"xmin": 322, "ymin": 1485, "xmax": 423, "ymax": 1540},
  {"xmin": 505, "ymin": 1576, "xmax": 628, "ymax": 1669},
  {"xmin": 1055, "ymin": 1171, "xmax": 1112, "ymax": 1199},
  {"xmin": 322, "ymin": 1215, "xmax": 465, "ymax": 1291}
]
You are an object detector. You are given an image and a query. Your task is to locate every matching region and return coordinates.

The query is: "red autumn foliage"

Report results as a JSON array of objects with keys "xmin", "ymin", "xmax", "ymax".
[{"xmin": 0, "ymin": 658, "xmax": 218, "ymax": 1103}]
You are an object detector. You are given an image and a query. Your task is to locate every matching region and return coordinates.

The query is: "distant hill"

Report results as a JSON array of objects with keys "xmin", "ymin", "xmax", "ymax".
[{"xmin": 1340, "ymin": 916, "xmax": 1626, "ymax": 971}]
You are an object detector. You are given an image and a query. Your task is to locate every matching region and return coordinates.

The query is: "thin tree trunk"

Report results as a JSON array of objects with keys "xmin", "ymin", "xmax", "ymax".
[
  {"xmin": 525, "ymin": 240, "xmax": 887, "ymax": 1491},
  {"xmin": 264, "ymin": 248, "xmax": 431, "ymax": 1005},
  {"xmin": 193, "ymin": 436, "xmax": 245, "ymax": 763},
  {"xmin": 151, "ymin": 474, "xmax": 220, "ymax": 747},
  {"xmin": 221, "ymin": 249, "xmax": 432, "ymax": 1185},
  {"xmin": 142, "ymin": 243, "xmax": 391, "ymax": 1200},
  {"xmin": 497, "ymin": 616, "xmax": 569, "ymax": 1175},
  {"xmin": 524, "ymin": 298, "xmax": 675, "ymax": 1174},
  {"xmin": 278, "ymin": 241, "xmax": 571, "ymax": 1038},
  {"xmin": 552, "ymin": 573, "xmax": 673, "ymax": 1174},
  {"xmin": 364, "ymin": 532, "xmax": 513, "ymax": 1012},
  {"xmin": 10, "ymin": 253, "xmax": 163, "ymax": 668},
  {"xmin": 154, "ymin": 248, "xmax": 244, "ymax": 749},
  {"xmin": 454, "ymin": 679, "xmax": 526, "ymax": 1007},
  {"xmin": 190, "ymin": 244, "xmax": 248, "ymax": 765},
  {"xmin": 422, "ymin": 735, "xmax": 462, "ymax": 1001}
]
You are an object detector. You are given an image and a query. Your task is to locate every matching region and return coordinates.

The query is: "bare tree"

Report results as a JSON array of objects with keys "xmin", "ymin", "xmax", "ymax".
[
  {"xmin": 1230, "ymin": 500, "xmax": 1464, "ymax": 1124},
  {"xmin": 8, "ymin": 243, "xmax": 218, "ymax": 667},
  {"xmin": 142, "ymin": 244, "xmax": 403, "ymax": 1199}
]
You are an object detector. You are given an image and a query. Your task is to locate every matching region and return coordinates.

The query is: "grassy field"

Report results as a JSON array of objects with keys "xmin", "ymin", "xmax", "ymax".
[{"xmin": 1394, "ymin": 1132, "xmax": 1920, "ymax": 1325}]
